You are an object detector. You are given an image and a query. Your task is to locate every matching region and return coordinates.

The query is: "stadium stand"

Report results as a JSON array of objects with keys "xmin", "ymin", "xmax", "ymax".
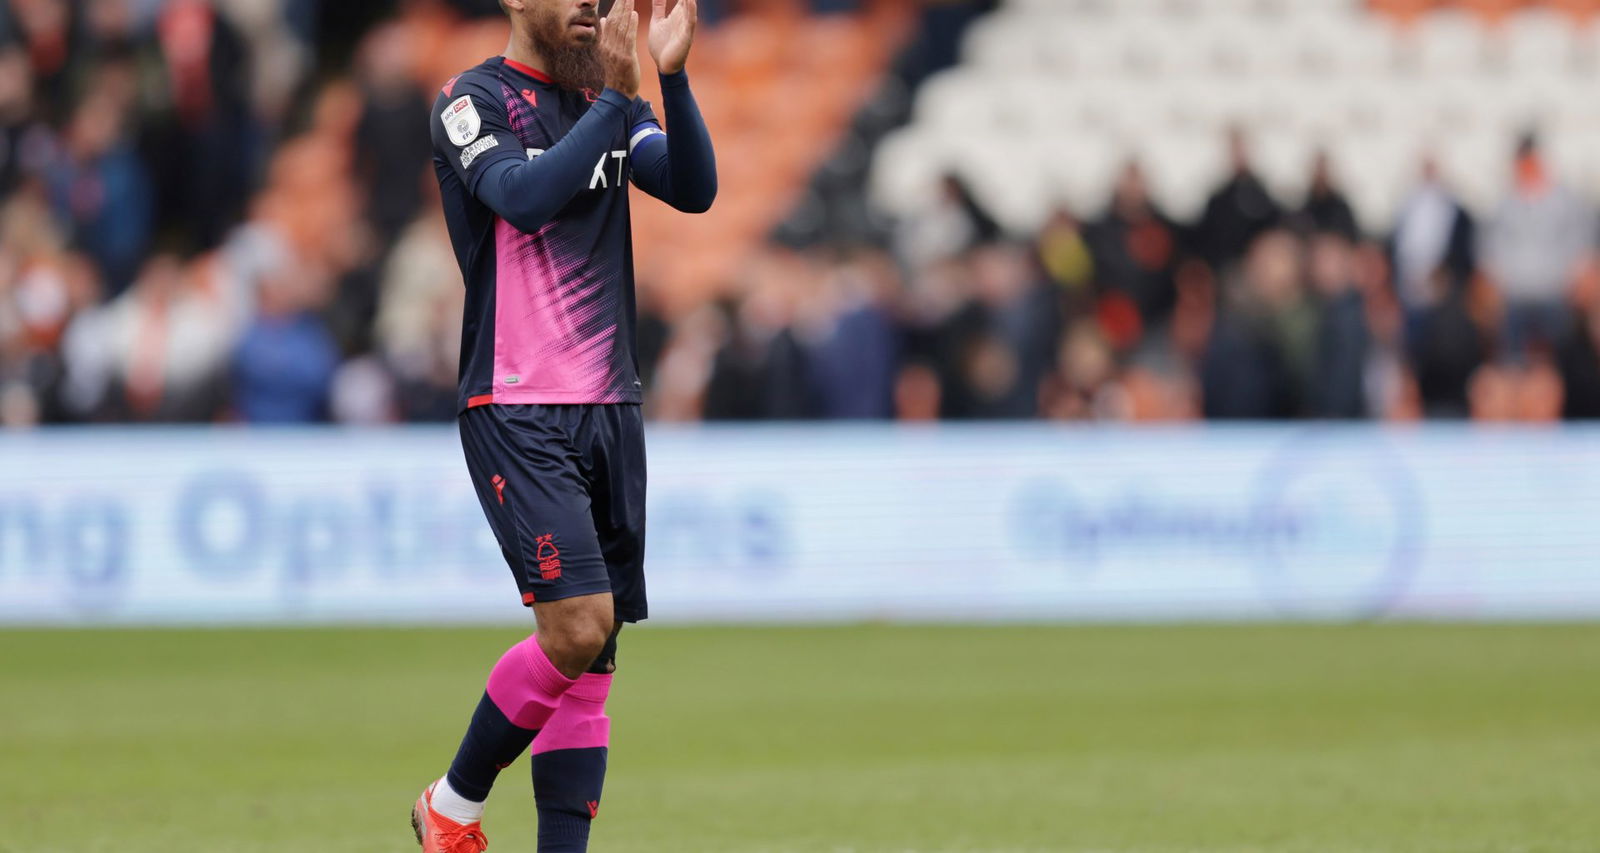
[
  {"xmin": 873, "ymin": 0, "xmax": 1600, "ymax": 231},
  {"xmin": 4, "ymin": 0, "xmax": 1600, "ymax": 427}
]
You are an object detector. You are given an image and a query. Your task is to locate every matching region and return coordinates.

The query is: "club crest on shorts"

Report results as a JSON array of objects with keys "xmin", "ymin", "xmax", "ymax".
[
  {"xmin": 441, "ymin": 95, "xmax": 481, "ymax": 147},
  {"xmin": 535, "ymin": 534, "xmax": 562, "ymax": 580}
]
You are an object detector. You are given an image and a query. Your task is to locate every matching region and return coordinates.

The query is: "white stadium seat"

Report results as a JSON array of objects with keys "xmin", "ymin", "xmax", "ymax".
[
  {"xmin": 872, "ymin": 1, "xmax": 1600, "ymax": 233},
  {"xmin": 1415, "ymin": 12, "xmax": 1490, "ymax": 76},
  {"xmin": 1502, "ymin": 10, "xmax": 1577, "ymax": 75}
]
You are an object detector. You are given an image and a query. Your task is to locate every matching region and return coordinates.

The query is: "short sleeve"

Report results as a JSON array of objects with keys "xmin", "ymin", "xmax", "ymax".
[{"xmin": 431, "ymin": 75, "xmax": 526, "ymax": 196}]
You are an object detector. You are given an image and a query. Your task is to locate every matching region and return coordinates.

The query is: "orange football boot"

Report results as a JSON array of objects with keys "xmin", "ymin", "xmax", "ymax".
[{"xmin": 411, "ymin": 781, "xmax": 489, "ymax": 853}]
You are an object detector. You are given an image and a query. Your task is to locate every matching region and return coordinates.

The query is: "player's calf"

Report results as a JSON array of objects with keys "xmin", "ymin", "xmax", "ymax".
[
  {"xmin": 531, "ymin": 671, "xmax": 613, "ymax": 852},
  {"xmin": 422, "ymin": 632, "xmax": 579, "ymax": 835}
]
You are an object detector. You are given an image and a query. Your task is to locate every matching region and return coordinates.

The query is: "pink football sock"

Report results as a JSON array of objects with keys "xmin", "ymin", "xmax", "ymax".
[
  {"xmin": 443, "ymin": 634, "xmax": 577, "ymax": 808},
  {"xmin": 531, "ymin": 672, "xmax": 612, "ymax": 849},
  {"xmin": 485, "ymin": 635, "xmax": 578, "ymax": 731},
  {"xmin": 533, "ymin": 672, "xmax": 612, "ymax": 754}
]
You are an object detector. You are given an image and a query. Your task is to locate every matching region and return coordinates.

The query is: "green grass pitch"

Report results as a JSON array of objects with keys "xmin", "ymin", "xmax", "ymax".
[{"xmin": 2, "ymin": 624, "xmax": 1598, "ymax": 852}]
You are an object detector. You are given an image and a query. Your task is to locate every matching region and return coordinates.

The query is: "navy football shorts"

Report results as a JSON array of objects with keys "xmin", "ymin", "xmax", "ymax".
[{"xmin": 459, "ymin": 403, "xmax": 647, "ymax": 622}]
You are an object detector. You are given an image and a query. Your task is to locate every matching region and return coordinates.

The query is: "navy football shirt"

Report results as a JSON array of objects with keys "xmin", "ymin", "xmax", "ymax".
[{"xmin": 431, "ymin": 56, "xmax": 665, "ymax": 410}]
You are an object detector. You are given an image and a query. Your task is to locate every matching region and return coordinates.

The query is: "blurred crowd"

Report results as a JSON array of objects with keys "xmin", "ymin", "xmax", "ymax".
[
  {"xmin": 0, "ymin": 0, "xmax": 896, "ymax": 427},
  {"xmin": 695, "ymin": 127, "xmax": 1598, "ymax": 423},
  {"xmin": 0, "ymin": 0, "xmax": 432, "ymax": 426},
  {"xmin": 1, "ymin": 0, "xmax": 1598, "ymax": 427}
]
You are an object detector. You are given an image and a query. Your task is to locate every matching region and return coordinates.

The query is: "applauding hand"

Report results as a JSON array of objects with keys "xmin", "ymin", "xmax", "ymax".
[{"xmin": 648, "ymin": 0, "xmax": 697, "ymax": 75}]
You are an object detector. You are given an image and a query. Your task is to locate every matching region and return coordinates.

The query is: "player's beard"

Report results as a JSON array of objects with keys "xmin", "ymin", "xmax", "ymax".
[{"xmin": 529, "ymin": 9, "xmax": 604, "ymax": 93}]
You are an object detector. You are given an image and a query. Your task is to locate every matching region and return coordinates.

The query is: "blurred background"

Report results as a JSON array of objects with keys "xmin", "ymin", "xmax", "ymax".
[
  {"xmin": 5, "ymin": 3, "xmax": 1600, "ymax": 850},
  {"xmin": 0, "ymin": 0, "xmax": 1595, "ymax": 621},
  {"xmin": 3, "ymin": 0, "xmax": 1600, "ymax": 616},
  {"xmin": 7, "ymin": 0, "xmax": 1600, "ymax": 428}
]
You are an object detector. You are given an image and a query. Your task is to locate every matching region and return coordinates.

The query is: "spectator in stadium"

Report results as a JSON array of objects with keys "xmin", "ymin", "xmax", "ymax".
[
  {"xmin": 60, "ymin": 251, "xmax": 236, "ymax": 421},
  {"xmin": 76, "ymin": 0, "xmax": 148, "ymax": 67},
  {"xmin": 7, "ymin": 0, "xmax": 1600, "ymax": 430},
  {"xmin": 951, "ymin": 329, "xmax": 1032, "ymax": 418},
  {"xmin": 802, "ymin": 249, "xmax": 899, "ymax": 419},
  {"xmin": 0, "ymin": 189, "xmax": 98, "ymax": 424},
  {"xmin": 2, "ymin": 0, "xmax": 74, "ymax": 112},
  {"xmin": 1306, "ymin": 232, "xmax": 1369, "ymax": 418},
  {"xmin": 1038, "ymin": 320, "xmax": 1127, "ymax": 421},
  {"xmin": 1469, "ymin": 351, "xmax": 1565, "ymax": 422},
  {"xmin": 1556, "ymin": 261, "xmax": 1600, "ymax": 418},
  {"xmin": 374, "ymin": 204, "xmax": 462, "ymax": 422},
  {"xmin": 1195, "ymin": 126, "xmax": 1282, "ymax": 272},
  {"xmin": 1296, "ymin": 150, "xmax": 1359, "ymax": 243},
  {"xmin": 1407, "ymin": 264, "xmax": 1488, "ymax": 419},
  {"xmin": 1353, "ymin": 242, "xmax": 1421, "ymax": 421},
  {"xmin": 0, "ymin": 43, "xmax": 42, "ymax": 196},
  {"xmin": 704, "ymin": 255, "xmax": 819, "ymax": 420},
  {"xmin": 891, "ymin": 253, "xmax": 960, "ymax": 414},
  {"xmin": 647, "ymin": 301, "xmax": 727, "ymax": 422},
  {"xmin": 893, "ymin": 171, "xmax": 1001, "ymax": 271},
  {"xmin": 972, "ymin": 242, "xmax": 1057, "ymax": 396},
  {"xmin": 703, "ymin": 313, "xmax": 817, "ymax": 420},
  {"xmin": 353, "ymin": 20, "xmax": 432, "ymax": 247},
  {"xmin": 1167, "ymin": 257, "xmax": 1217, "ymax": 369},
  {"xmin": 43, "ymin": 68, "xmax": 151, "ymax": 296},
  {"xmin": 327, "ymin": 353, "xmax": 398, "ymax": 425},
  {"xmin": 1200, "ymin": 229, "xmax": 1309, "ymax": 418},
  {"xmin": 1035, "ymin": 206, "xmax": 1093, "ymax": 301},
  {"xmin": 1087, "ymin": 161, "xmax": 1179, "ymax": 329},
  {"xmin": 920, "ymin": 244, "xmax": 1049, "ymax": 420},
  {"xmin": 1479, "ymin": 133, "xmax": 1597, "ymax": 363},
  {"xmin": 1390, "ymin": 154, "xmax": 1476, "ymax": 333},
  {"xmin": 230, "ymin": 250, "xmax": 339, "ymax": 424},
  {"xmin": 892, "ymin": 359, "xmax": 942, "ymax": 421},
  {"xmin": 144, "ymin": 0, "xmax": 257, "ymax": 252}
]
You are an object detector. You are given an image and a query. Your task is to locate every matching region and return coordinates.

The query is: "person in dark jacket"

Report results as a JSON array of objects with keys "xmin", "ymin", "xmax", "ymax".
[{"xmin": 1195, "ymin": 126, "xmax": 1282, "ymax": 272}]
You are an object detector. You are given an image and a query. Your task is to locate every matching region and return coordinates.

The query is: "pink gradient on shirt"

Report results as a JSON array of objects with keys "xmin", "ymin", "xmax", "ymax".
[
  {"xmin": 504, "ymin": 87, "xmax": 535, "ymax": 137},
  {"xmin": 485, "ymin": 635, "xmax": 577, "ymax": 730},
  {"xmin": 491, "ymin": 217, "xmax": 624, "ymax": 403},
  {"xmin": 532, "ymin": 672, "xmax": 612, "ymax": 754}
]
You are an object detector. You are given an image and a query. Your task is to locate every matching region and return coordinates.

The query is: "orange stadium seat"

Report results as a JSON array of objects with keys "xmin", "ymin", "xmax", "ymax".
[
  {"xmin": 1374, "ymin": 0, "xmax": 1600, "ymax": 22},
  {"xmin": 623, "ymin": 3, "xmax": 909, "ymax": 311}
]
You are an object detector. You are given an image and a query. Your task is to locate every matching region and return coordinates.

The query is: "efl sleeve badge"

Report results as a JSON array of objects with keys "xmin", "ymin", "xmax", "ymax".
[{"xmin": 441, "ymin": 95, "xmax": 483, "ymax": 147}]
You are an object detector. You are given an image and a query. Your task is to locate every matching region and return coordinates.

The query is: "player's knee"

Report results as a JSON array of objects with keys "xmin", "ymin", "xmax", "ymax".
[{"xmin": 541, "ymin": 611, "xmax": 613, "ymax": 677}]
